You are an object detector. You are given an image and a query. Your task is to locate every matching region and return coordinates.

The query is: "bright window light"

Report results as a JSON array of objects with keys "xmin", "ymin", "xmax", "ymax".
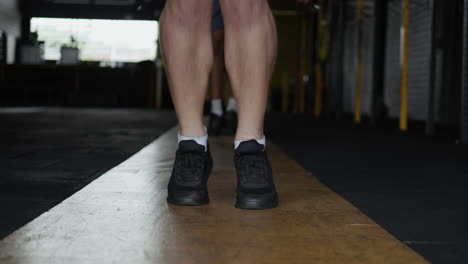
[{"xmin": 31, "ymin": 18, "xmax": 159, "ymax": 63}]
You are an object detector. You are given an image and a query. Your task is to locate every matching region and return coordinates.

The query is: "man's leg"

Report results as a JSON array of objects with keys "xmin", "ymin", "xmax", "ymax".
[
  {"xmin": 220, "ymin": 0, "xmax": 278, "ymax": 210},
  {"xmin": 160, "ymin": 0, "xmax": 214, "ymax": 138},
  {"xmin": 220, "ymin": 0, "xmax": 277, "ymax": 141},
  {"xmin": 161, "ymin": 0, "xmax": 214, "ymax": 206}
]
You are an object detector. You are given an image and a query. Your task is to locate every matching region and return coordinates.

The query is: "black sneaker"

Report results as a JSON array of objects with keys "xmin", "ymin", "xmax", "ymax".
[
  {"xmin": 208, "ymin": 113, "xmax": 223, "ymax": 136},
  {"xmin": 167, "ymin": 140, "xmax": 213, "ymax": 206},
  {"xmin": 224, "ymin": 110, "xmax": 238, "ymax": 134},
  {"xmin": 234, "ymin": 140, "xmax": 278, "ymax": 209}
]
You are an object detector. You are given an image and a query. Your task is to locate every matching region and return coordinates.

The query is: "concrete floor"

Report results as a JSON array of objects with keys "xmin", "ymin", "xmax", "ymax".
[{"xmin": 0, "ymin": 127, "xmax": 428, "ymax": 264}]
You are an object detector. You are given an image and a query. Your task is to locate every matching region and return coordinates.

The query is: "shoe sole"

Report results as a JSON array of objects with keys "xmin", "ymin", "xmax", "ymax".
[
  {"xmin": 167, "ymin": 190, "xmax": 209, "ymax": 206},
  {"xmin": 235, "ymin": 192, "xmax": 278, "ymax": 210}
]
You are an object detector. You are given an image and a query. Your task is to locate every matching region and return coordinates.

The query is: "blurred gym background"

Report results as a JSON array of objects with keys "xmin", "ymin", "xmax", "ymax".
[{"xmin": 0, "ymin": 0, "xmax": 465, "ymax": 141}]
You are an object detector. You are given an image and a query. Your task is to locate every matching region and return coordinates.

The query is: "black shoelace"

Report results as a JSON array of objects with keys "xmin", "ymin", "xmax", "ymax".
[
  {"xmin": 175, "ymin": 151, "xmax": 205, "ymax": 182},
  {"xmin": 237, "ymin": 154, "xmax": 267, "ymax": 184}
]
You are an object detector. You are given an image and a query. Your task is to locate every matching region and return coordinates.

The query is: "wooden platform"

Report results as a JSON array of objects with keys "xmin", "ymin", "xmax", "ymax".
[{"xmin": 0, "ymin": 128, "xmax": 429, "ymax": 264}]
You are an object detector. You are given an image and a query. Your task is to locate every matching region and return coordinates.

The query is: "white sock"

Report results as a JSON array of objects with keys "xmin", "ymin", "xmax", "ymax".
[
  {"xmin": 178, "ymin": 128, "xmax": 208, "ymax": 152},
  {"xmin": 211, "ymin": 99, "xmax": 223, "ymax": 117},
  {"xmin": 234, "ymin": 136, "xmax": 266, "ymax": 150},
  {"xmin": 226, "ymin": 97, "xmax": 238, "ymax": 113}
]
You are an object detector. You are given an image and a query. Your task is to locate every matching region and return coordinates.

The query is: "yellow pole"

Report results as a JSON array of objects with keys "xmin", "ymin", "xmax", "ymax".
[
  {"xmin": 281, "ymin": 72, "xmax": 290, "ymax": 112},
  {"xmin": 354, "ymin": 0, "xmax": 363, "ymax": 123},
  {"xmin": 400, "ymin": 0, "xmax": 409, "ymax": 131}
]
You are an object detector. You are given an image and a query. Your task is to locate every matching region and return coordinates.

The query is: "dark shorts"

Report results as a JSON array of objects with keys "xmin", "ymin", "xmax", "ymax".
[{"xmin": 212, "ymin": 0, "xmax": 224, "ymax": 31}]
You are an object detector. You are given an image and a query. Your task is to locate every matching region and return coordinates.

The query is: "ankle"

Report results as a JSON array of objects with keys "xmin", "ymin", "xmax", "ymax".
[
  {"xmin": 235, "ymin": 131, "xmax": 264, "ymax": 142},
  {"xmin": 226, "ymin": 97, "xmax": 238, "ymax": 113},
  {"xmin": 211, "ymin": 98, "xmax": 224, "ymax": 117},
  {"xmin": 234, "ymin": 136, "xmax": 266, "ymax": 150},
  {"xmin": 179, "ymin": 123, "xmax": 206, "ymax": 138},
  {"xmin": 178, "ymin": 127, "xmax": 208, "ymax": 151}
]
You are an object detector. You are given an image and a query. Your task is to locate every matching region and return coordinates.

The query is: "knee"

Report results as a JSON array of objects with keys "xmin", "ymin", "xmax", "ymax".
[
  {"xmin": 222, "ymin": 0, "xmax": 270, "ymax": 25},
  {"xmin": 163, "ymin": 0, "xmax": 211, "ymax": 25}
]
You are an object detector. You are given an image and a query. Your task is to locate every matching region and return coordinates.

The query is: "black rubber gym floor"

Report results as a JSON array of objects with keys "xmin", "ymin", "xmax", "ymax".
[
  {"xmin": 0, "ymin": 108, "xmax": 177, "ymax": 239},
  {"xmin": 265, "ymin": 112, "xmax": 468, "ymax": 264}
]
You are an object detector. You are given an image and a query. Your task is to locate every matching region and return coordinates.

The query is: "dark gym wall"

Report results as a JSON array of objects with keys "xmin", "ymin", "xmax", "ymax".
[
  {"xmin": 462, "ymin": 0, "xmax": 468, "ymax": 143},
  {"xmin": 383, "ymin": 0, "xmax": 401, "ymax": 119},
  {"xmin": 407, "ymin": 0, "xmax": 433, "ymax": 121},
  {"xmin": 325, "ymin": 0, "xmax": 345, "ymax": 118},
  {"xmin": 269, "ymin": 0, "xmax": 303, "ymax": 110},
  {"xmin": 0, "ymin": 0, "xmax": 21, "ymax": 64},
  {"xmin": 19, "ymin": 0, "xmax": 165, "ymax": 21},
  {"xmin": 342, "ymin": 1, "xmax": 357, "ymax": 115},
  {"xmin": 431, "ymin": 0, "xmax": 463, "ymax": 126},
  {"xmin": 1, "ymin": 0, "xmax": 165, "ymax": 108},
  {"xmin": 361, "ymin": 0, "xmax": 377, "ymax": 117},
  {"xmin": 383, "ymin": 0, "xmax": 433, "ymax": 121},
  {"xmin": 271, "ymin": 11, "xmax": 300, "ymax": 108},
  {"xmin": 342, "ymin": 0, "xmax": 377, "ymax": 117},
  {"xmin": 383, "ymin": 0, "xmax": 463, "ymax": 130}
]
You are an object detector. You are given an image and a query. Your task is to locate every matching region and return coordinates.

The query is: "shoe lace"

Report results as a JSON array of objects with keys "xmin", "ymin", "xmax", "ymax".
[
  {"xmin": 237, "ymin": 154, "xmax": 267, "ymax": 184},
  {"xmin": 175, "ymin": 151, "xmax": 205, "ymax": 182}
]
